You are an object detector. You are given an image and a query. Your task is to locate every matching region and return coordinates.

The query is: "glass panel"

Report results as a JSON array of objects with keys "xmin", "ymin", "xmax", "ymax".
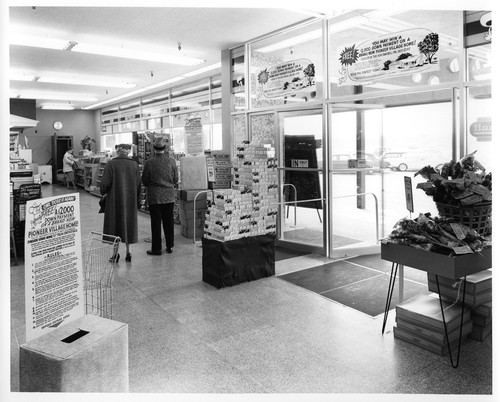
[
  {"xmin": 466, "ymin": 85, "xmax": 492, "ymax": 169},
  {"xmin": 329, "ymin": 10, "xmax": 461, "ymax": 96},
  {"xmin": 467, "ymin": 44, "xmax": 491, "ymax": 81},
  {"xmin": 232, "ymin": 114, "xmax": 247, "ymax": 154},
  {"xmin": 231, "ymin": 48, "xmax": 246, "ymax": 111},
  {"xmin": 249, "ymin": 20, "xmax": 323, "ymax": 109},
  {"xmin": 171, "ymin": 80, "xmax": 210, "ymax": 112},
  {"xmin": 329, "ymin": 91, "xmax": 454, "ymax": 257},
  {"xmin": 100, "ymin": 132, "xmax": 133, "ymax": 155},
  {"xmin": 278, "ymin": 111, "xmax": 324, "ymax": 250},
  {"xmin": 249, "ymin": 113, "xmax": 275, "ymax": 145}
]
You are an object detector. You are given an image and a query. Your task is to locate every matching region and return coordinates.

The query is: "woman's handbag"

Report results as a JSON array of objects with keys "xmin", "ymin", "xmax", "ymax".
[{"xmin": 98, "ymin": 195, "xmax": 106, "ymax": 213}]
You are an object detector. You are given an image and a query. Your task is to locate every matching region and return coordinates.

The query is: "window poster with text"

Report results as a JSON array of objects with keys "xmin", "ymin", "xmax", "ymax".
[
  {"xmin": 24, "ymin": 193, "xmax": 84, "ymax": 342},
  {"xmin": 257, "ymin": 58, "xmax": 316, "ymax": 99},
  {"xmin": 337, "ymin": 28, "xmax": 440, "ymax": 86}
]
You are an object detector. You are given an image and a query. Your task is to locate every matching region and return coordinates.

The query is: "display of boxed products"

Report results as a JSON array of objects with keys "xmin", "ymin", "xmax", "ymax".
[
  {"xmin": 178, "ymin": 190, "xmax": 210, "ymax": 239},
  {"xmin": 427, "ymin": 269, "xmax": 492, "ymax": 308},
  {"xmin": 204, "ymin": 141, "xmax": 278, "ymax": 242},
  {"xmin": 393, "ymin": 293, "xmax": 472, "ymax": 356},
  {"xmin": 469, "ymin": 301, "xmax": 492, "ymax": 341}
]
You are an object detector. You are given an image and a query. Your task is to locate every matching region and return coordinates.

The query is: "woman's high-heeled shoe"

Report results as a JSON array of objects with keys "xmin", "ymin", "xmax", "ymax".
[
  {"xmin": 109, "ymin": 253, "xmax": 120, "ymax": 263},
  {"xmin": 125, "ymin": 253, "xmax": 132, "ymax": 262}
]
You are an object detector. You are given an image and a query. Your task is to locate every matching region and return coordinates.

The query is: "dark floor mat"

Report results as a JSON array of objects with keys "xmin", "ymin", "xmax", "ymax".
[
  {"xmin": 275, "ymin": 247, "xmax": 309, "ymax": 261},
  {"xmin": 278, "ymin": 256, "xmax": 430, "ymax": 317}
]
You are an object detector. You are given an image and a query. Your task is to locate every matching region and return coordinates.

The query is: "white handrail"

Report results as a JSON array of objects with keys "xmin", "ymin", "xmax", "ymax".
[
  {"xmin": 193, "ymin": 190, "xmax": 213, "ymax": 244},
  {"xmin": 282, "ymin": 183, "xmax": 298, "ymax": 227}
]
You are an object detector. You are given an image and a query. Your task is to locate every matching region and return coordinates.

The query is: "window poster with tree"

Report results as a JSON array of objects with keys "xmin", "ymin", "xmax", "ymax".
[{"xmin": 336, "ymin": 28, "xmax": 440, "ymax": 86}]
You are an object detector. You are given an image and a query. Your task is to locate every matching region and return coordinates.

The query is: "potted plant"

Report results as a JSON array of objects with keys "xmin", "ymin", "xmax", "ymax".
[{"xmin": 414, "ymin": 151, "xmax": 492, "ymax": 235}]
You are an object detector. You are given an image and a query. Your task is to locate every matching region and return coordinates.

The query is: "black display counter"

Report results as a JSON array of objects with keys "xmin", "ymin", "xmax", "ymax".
[{"xmin": 202, "ymin": 234, "xmax": 275, "ymax": 288}]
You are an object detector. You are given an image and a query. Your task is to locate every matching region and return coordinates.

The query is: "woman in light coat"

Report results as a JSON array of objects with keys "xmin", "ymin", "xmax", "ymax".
[{"xmin": 100, "ymin": 144, "xmax": 141, "ymax": 262}]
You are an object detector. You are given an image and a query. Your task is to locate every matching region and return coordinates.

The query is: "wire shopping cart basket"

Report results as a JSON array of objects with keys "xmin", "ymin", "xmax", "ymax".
[{"xmin": 82, "ymin": 231, "xmax": 121, "ymax": 319}]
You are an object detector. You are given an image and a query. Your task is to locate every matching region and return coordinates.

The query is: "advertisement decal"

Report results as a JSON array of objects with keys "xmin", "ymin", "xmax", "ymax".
[
  {"xmin": 337, "ymin": 28, "xmax": 440, "ymax": 86},
  {"xmin": 257, "ymin": 58, "xmax": 316, "ymax": 99}
]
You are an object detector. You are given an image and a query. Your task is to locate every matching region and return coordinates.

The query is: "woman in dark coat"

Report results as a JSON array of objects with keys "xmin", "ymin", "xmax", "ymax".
[{"xmin": 100, "ymin": 143, "xmax": 141, "ymax": 262}]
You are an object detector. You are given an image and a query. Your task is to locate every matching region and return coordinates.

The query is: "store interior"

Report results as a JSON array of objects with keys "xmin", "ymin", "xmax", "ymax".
[{"xmin": 5, "ymin": 4, "xmax": 495, "ymax": 400}]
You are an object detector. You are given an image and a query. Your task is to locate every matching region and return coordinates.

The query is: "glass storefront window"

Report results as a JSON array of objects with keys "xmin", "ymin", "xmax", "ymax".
[
  {"xmin": 329, "ymin": 10, "xmax": 461, "ymax": 96},
  {"xmin": 466, "ymin": 85, "xmax": 492, "ymax": 168},
  {"xmin": 467, "ymin": 44, "xmax": 491, "ymax": 81},
  {"xmin": 100, "ymin": 132, "xmax": 133, "ymax": 154},
  {"xmin": 231, "ymin": 47, "xmax": 246, "ymax": 111},
  {"xmin": 171, "ymin": 80, "xmax": 210, "ymax": 112},
  {"xmin": 249, "ymin": 20, "xmax": 323, "ymax": 109}
]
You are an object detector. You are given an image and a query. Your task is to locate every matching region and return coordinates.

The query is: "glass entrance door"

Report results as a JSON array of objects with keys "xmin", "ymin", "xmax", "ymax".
[
  {"xmin": 329, "ymin": 91, "xmax": 455, "ymax": 258},
  {"xmin": 277, "ymin": 109, "xmax": 325, "ymax": 254}
]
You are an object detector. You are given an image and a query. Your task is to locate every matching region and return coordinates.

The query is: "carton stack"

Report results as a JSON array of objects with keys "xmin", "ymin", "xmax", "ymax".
[
  {"xmin": 204, "ymin": 141, "xmax": 278, "ymax": 242},
  {"xmin": 393, "ymin": 293, "xmax": 472, "ymax": 356},
  {"xmin": 207, "ymin": 154, "xmax": 232, "ymax": 189},
  {"xmin": 427, "ymin": 270, "xmax": 492, "ymax": 342},
  {"xmin": 178, "ymin": 189, "xmax": 208, "ymax": 240}
]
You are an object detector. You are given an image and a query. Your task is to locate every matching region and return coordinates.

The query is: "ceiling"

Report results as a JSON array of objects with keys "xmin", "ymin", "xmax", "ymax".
[{"xmin": 9, "ymin": 6, "xmax": 313, "ymax": 110}]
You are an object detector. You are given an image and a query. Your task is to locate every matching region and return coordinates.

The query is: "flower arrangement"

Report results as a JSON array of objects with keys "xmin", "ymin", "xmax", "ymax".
[
  {"xmin": 80, "ymin": 135, "xmax": 96, "ymax": 150},
  {"xmin": 414, "ymin": 151, "xmax": 492, "ymax": 206}
]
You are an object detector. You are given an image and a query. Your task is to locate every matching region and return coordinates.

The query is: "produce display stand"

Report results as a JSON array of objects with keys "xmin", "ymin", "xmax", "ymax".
[{"xmin": 380, "ymin": 242, "xmax": 492, "ymax": 368}]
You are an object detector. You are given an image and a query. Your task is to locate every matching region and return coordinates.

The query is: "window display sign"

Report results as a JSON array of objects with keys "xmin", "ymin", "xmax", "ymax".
[
  {"xmin": 257, "ymin": 58, "xmax": 316, "ymax": 99},
  {"xmin": 24, "ymin": 193, "xmax": 84, "ymax": 342},
  {"xmin": 337, "ymin": 28, "xmax": 440, "ymax": 86},
  {"xmin": 185, "ymin": 117, "xmax": 203, "ymax": 155}
]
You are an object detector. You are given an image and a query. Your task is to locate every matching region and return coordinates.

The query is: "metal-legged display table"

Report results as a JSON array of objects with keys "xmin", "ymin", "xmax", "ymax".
[{"xmin": 380, "ymin": 242, "xmax": 492, "ymax": 368}]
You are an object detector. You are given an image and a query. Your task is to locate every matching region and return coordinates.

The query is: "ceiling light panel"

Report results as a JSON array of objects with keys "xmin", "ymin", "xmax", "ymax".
[
  {"xmin": 10, "ymin": 29, "xmax": 206, "ymax": 66},
  {"xmin": 10, "ymin": 72, "xmax": 136, "ymax": 88},
  {"xmin": 11, "ymin": 92, "xmax": 98, "ymax": 102}
]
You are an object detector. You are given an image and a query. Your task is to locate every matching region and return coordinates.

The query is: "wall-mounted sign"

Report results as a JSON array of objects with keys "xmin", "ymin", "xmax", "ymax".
[
  {"xmin": 337, "ymin": 28, "xmax": 440, "ymax": 86},
  {"xmin": 257, "ymin": 58, "xmax": 316, "ymax": 99},
  {"xmin": 469, "ymin": 117, "xmax": 492, "ymax": 142},
  {"xmin": 24, "ymin": 193, "xmax": 84, "ymax": 341},
  {"xmin": 291, "ymin": 159, "xmax": 309, "ymax": 168}
]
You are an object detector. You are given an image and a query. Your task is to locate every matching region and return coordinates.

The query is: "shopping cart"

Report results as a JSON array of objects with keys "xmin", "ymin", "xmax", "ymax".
[{"xmin": 82, "ymin": 231, "xmax": 121, "ymax": 319}]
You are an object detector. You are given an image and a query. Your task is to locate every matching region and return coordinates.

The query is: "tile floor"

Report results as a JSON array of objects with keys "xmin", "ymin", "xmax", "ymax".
[{"xmin": 8, "ymin": 184, "xmax": 495, "ymax": 400}]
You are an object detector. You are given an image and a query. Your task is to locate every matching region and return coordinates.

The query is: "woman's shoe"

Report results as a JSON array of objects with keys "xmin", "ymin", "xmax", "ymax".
[
  {"xmin": 166, "ymin": 247, "xmax": 173, "ymax": 254},
  {"xmin": 125, "ymin": 253, "xmax": 132, "ymax": 262},
  {"xmin": 109, "ymin": 253, "xmax": 120, "ymax": 263},
  {"xmin": 147, "ymin": 250, "xmax": 162, "ymax": 255}
]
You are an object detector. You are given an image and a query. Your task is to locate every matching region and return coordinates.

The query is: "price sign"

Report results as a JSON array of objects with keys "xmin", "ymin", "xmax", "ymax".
[{"xmin": 404, "ymin": 176, "xmax": 414, "ymax": 213}]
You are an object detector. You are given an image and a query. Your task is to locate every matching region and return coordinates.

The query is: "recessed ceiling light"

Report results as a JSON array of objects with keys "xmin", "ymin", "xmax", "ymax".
[
  {"xmin": 11, "ymin": 92, "xmax": 98, "ymax": 102},
  {"xmin": 41, "ymin": 104, "xmax": 75, "ymax": 110}
]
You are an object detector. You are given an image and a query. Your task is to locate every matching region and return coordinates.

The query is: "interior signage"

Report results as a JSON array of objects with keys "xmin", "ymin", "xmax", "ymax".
[
  {"xmin": 24, "ymin": 193, "xmax": 84, "ymax": 341},
  {"xmin": 337, "ymin": 28, "xmax": 440, "ymax": 86},
  {"xmin": 469, "ymin": 117, "xmax": 492, "ymax": 142},
  {"xmin": 257, "ymin": 59, "xmax": 316, "ymax": 99}
]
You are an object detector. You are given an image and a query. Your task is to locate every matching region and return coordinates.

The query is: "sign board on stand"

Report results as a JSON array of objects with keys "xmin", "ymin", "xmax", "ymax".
[{"xmin": 24, "ymin": 193, "xmax": 84, "ymax": 342}]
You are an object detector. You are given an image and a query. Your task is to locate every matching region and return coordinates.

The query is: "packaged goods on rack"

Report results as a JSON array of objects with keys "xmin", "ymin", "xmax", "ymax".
[{"xmin": 204, "ymin": 141, "xmax": 278, "ymax": 242}]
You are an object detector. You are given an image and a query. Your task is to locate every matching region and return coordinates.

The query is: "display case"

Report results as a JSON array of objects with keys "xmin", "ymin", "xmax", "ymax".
[{"xmin": 90, "ymin": 160, "xmax": 108, "ymax": 197}]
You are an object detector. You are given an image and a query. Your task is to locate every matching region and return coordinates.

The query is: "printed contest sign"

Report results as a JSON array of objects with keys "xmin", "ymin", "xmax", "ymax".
[
  {"xmin": 337, "ymin": 28, "xmax": 440, "ymax": 86},
  {"xmin": 24, "ymin": 193, "xmax": 84, "ymax": 341},
  {"xmin": 257, "ymin": 58, "xmax": 316, "ymax": 98}
]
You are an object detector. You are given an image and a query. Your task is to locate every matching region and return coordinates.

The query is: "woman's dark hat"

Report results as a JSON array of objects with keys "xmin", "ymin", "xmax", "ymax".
[
  {"xmin": 153, "ymin": 137, "xmax": 167, "ymax": 150},
  {"xmin": 116, "ymin": 143, "xmax": 131, "ymax": 150}
]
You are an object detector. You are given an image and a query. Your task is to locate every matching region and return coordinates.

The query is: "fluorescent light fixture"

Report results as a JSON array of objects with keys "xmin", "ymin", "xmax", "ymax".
[
  {"xmin": 10, "ymin": 72, "xmax": 136, "ymax": 88},
  {"xmin": 83, "ymin": 63, "xmax": 221, "ymax": 110},
  {"xmin": 41, "ymin": 104, "xmax": 75, "ymax": 110},
  {"xmin": 73, "ymin": 43, "xmax": 205, "ymax": 66},
  {"xmin": 10, "ymin": 33, "xmax": 69, "ymax": 50},
  {"xmin": 38, "ymin": 76, "xmax": 136, "ymax": 88},
  {"xmin": 10, "ymin": 30, "xmax": 205, "ymax": 66},
  {"xmin": 11, "ymin": 92, "xmax": 98, "ymax": 102}
]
